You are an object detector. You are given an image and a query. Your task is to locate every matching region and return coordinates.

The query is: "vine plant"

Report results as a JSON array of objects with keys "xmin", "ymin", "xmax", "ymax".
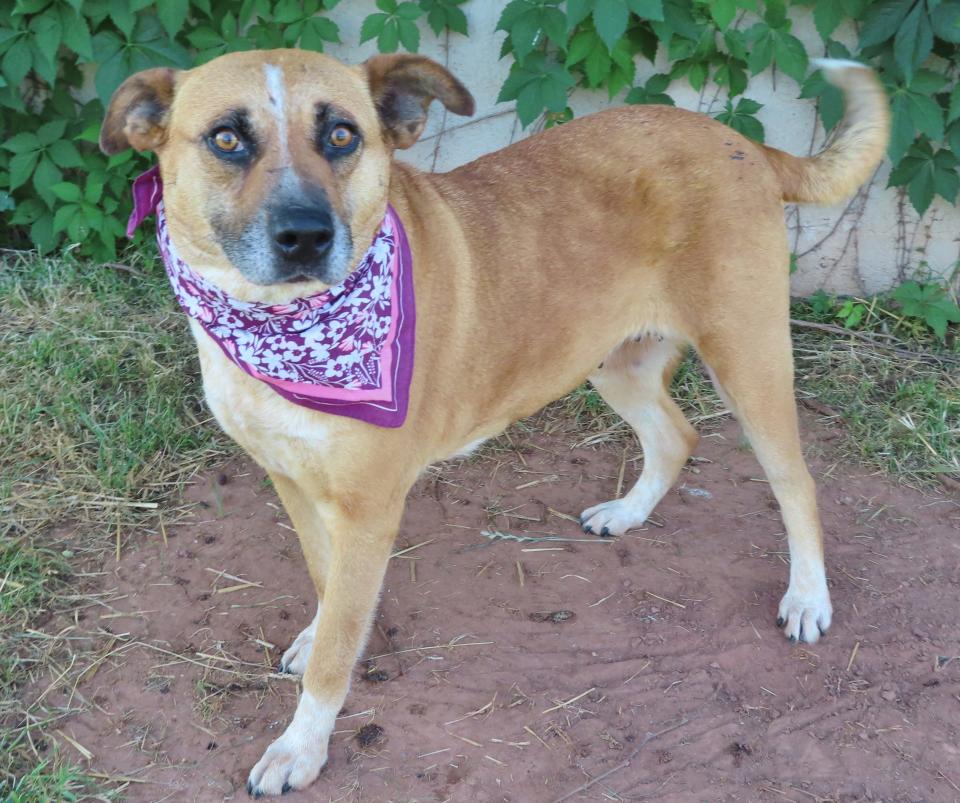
[{"xmin": 0, "ymin": 0, "xmax": 958, "ymax": 278}]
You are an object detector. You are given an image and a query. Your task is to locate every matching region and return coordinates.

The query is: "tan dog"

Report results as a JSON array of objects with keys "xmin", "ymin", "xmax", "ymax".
[{"xmin": 101, "ymin": 50, "xmax": 888, "ymax": 796}]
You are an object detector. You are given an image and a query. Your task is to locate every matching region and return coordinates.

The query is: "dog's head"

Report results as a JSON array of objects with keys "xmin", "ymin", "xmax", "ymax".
[{"xmin": 101, "ymin": 50, "xmax": 473, "ymax": 290}]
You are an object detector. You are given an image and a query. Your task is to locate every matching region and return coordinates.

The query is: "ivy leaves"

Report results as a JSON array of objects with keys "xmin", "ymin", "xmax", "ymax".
[
  {"xmin": 888, "ymin": 139, "xmax": 959, "ymax": 215},
  {"xmin": 715, "ymin": 97, "xmax": 765, "ymax": 141},
  {"xmin": 360, "ymin": 0, "xmax": 423, "ymax": 53},
  {"xmin": 889, "ymin": 280, "xmax": 960, "ymax": 339},
  {"xmin": 497, "ymin": 51, "xmax": 576, "ymax": 126},
  {"xmin": 742, "ymin": 0, "xmax": 808, "ymax": 82},
  {"xmin": 92, "ymin": 15, "xmax": 189, "ymax": 102}
]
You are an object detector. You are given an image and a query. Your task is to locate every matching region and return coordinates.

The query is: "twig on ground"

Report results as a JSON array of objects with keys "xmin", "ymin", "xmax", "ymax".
[{"xmin": 550, "ymin": 717, "xmax": 692, "ymax": 803}]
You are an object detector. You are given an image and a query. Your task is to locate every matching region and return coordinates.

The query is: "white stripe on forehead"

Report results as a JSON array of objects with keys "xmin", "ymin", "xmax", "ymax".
[{"xmin": 263, "ymin": 64, "xmax": 288, "ymax": 161}]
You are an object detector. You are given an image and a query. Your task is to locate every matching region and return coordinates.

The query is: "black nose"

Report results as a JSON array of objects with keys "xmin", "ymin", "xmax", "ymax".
[{"xmin": 270, "ymin": 207, "xmax": 334, "ymax": 264}]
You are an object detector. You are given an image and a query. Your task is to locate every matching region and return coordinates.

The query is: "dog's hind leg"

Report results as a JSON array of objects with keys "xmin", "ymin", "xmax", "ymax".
[
  {"xmin": 580, "ymin": 335, "xmax": 698, "ymax": 537},
  {"xmin": 697, "ymin": 324, "xmax": 832, "ymax": 644}
]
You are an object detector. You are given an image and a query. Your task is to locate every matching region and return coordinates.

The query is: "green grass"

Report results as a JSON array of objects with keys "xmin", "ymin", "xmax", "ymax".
[{"xmin": 0, "ymin": 250, "xmax": 229, "ymax": 799}]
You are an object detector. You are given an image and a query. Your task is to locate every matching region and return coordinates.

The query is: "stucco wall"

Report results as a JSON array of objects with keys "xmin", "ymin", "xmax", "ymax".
[{"xmin": 324, "ymin": 1, "xmax": 959, "ymax": 295}]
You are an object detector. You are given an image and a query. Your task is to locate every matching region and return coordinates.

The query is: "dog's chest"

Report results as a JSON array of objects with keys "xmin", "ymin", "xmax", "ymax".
[{"xmin": 190, "ymin": 322, "xmax": 336, "ymax": 476}]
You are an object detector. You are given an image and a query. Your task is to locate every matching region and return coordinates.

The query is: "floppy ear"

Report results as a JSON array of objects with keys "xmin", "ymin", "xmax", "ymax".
[
  {"xmin": 100, "ymin": 68, "xmax": 179, "ymax": 155},
  {"xmin": 364, "ymin": 54, "xmax": 474, "ymax": 149}
]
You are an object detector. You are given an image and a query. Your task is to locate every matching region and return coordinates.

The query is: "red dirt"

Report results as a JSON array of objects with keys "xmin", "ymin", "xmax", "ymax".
[{"xmin": 50, "ymin": 415, "xmax": 960, "ymax": 802}]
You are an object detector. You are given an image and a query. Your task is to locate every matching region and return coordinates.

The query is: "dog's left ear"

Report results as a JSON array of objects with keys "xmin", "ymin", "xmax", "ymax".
[
  {"xmin": 365, "ymin": 54, "xmax": 474, "ymax": 149},
  {"xmin": 100, "ymin": 67, "xmax": 179, "ymax": 155}
]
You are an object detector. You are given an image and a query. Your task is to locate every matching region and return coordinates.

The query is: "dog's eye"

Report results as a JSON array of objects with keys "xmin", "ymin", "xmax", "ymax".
[
  {"xmin": 328, "ymin": 125, "xmax": 355, "ymax": 149},
  {"xmin": 211, "ymin": 128, "xmax": 243, "ymax": 153}
]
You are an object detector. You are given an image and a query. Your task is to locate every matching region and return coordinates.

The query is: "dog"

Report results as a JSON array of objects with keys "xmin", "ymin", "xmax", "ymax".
[{"xmin": 100, "ymin": 49, "xmax": 889, "ymax": 796}]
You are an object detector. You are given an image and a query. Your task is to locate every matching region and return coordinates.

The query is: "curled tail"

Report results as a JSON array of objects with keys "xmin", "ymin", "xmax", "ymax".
[{"xmin": 762, "ymin": 59, "xmax": 890, "ymax": 205}]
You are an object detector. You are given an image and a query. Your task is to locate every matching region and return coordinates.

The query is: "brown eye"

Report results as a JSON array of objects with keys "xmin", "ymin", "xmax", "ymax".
[
  {"xmin": 212, "ymin": 128, "xmax": 242, "ymax": 152},
  {"xmin": 328, "ymin": 125, "xmax": 355, "ymax": 149}
]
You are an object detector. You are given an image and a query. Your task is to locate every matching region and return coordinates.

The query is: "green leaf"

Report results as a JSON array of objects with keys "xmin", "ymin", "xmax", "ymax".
[
  {"xmin": 813, "ymin": 0, "xmax": 844, "ymax": 39},
  {"xmin": 3, "ymin": 131, "xmax": 40, "ymax": 153},
  {"xmin": 2, "ymin": 36, "xmax": 32, "ymax": 86},
  {"xmin": 859, "ymin": 0, "xmax": 913, "ymax": 48},
  {"xmin": 709, "ymin": 0, "xmax": 736, "ymax": 29},
  {"xmin": 890, "ymin": 280, "xmax": 960, "ymax": 339},
  {"xmin": 771, "ymin": 29, "xmax": 808, "ymax": 82},
  {"xmin": 906, "ymin": 90, "xmax": 944, "ymax": 140},
  {"xmin": 37, "ymin": 119, "xmax": 66, "ymax": 146},
  {"xmin": 745, "ymin": 23, "xmax": 774, "ymax": 74},
  {"xmin": 50, "ymin": 181, "xmax": 81, "ymax": 202},
  {"xmin": 300, "ymin": 17, "xmax": 340, "ymax": 50},
  {"xmin": 419, "ymin": 0, "xmax": 468, "ymax": 36},
  {"xmin": 715, "ymin": 96, "xmax": 765, "ymax": 142},
  {"xmin": 32, "ymin": 155, "xmax": 62, "ymax": 207},
  {"xmin": 893, "ymin": 2, "xmax": 933, "ymax": 83},
  {"xmin": 47, "ymin": 139, "xmax": 83, "ymax": 168},
  {"xmin": 888, "ymin": 92, "xmax": 916, "ymax": 163},
  {"xmin": 949, "ymin": 84, "xmax": 960, "ymax": 125},
  {"xmin": 31, "ymin": 211, "xmax": 57, "ymax": 253},
  {"xmin": 593, "ymin": 0, "xmax": 629, "ymax": 51},
  {"xmin": 8, "ymin": 150, "xmax": 38, "ymax": 190},
  {"xmin": 397, "ymin": 17, "xmax": 420, "ymax": 51},
  {"xmin": 157, "ymin": 0, "xmax": 189, "ymax": 39},
  {"xmin": 565, "ymin": 0, "xmax": 594, "ymax": 30},
  {"xmin": 379, "ymin": 18, "xmax": 400, "ymax": 51},
  {"xmin": 930, "ymin": 0, "xmax": 960, "ymax": 42},
  {"xmin": 359, "ymin": 13, "xmax": 386, "ymax": 43},
  {"xmin": 396, "ymin": 1, "xmax": 423, "ymax": 20},
  {"xmin": 626, "ymin": 0, "xmax": 663, "ymax": 21},
  {"xmin": 498, "ymin": 52, "xmax": 574, "ymax": 127},
  {"xmin": 947, "ymin": 119, "xmax": 960, "ymax": 155},
  {"xmin": 887, "ymin": 140, "xmax": 959, "ymax": 214},
  {"xmin": 108, "ymin": 0, "xmax": 136, "ymax": 37},
  {"xmin": 60, "ymin": 8, "xmax": 93, "ymax": 60},
  {"xmin": 29, "ymin": 12, "xmax": 61, "ymax": 64}
]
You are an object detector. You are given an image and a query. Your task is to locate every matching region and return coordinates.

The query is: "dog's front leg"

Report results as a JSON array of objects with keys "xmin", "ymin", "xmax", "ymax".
[{"xmin": 247, "ymin": 490, "xmax": 404, "ymax": 797}]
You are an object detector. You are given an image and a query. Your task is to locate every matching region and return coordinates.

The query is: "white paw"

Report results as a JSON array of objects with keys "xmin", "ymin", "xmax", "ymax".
[
  {"xmin": 279, "ymin": 606, "xmax": 321, "ymax": 676},
  {"xmin": 777, "ymin": 581, "xmax": 832, "ymax": 644},
  {"xmin": 247, "ymin": 691, "xmax": 335, "ymax": 797},
  {"xmin": 580, "ymin": 498, "xmax": 648, "ymax": 537}
]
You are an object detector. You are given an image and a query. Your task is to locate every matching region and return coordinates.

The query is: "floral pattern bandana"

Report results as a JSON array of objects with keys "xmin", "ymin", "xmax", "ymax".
[{"xmin": 128, "ymin": 166, "xmax": 415, "ymax": 427}]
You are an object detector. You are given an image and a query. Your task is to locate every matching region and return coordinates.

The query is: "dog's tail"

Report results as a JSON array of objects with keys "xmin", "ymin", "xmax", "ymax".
[{"xmin": 761, "ymin": 59, "xmax": 890, "ymax": 205}]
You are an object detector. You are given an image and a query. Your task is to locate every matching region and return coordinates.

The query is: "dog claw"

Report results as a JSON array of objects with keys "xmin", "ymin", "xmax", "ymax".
[
  {"xmin": 776, "ymin": 616, "xmax": 785, "ymax": 628},
  {"xmin": 599, "ymin": 526, "xmax": 611, "ymax": 538},
  {"xmin": 282, "ymin": 783, "xmax": 292, "ymax": 795},
  {"xmin": 582, "ymin": 523, "xmax": 593, "ymax": 534}
]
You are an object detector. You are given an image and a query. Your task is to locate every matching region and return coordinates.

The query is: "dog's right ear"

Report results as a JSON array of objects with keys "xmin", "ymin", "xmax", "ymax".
[{"xmin": 100, "ymin": 68, "xmax": 179, "ymax": 155}]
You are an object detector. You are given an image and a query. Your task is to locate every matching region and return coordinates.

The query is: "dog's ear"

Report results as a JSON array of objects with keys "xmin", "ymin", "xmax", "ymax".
[
  {"xmin": 364, "ymin": 54, "xmax": 474, "ymax": 149},
  {"xmin": 100, "ymin": 68, "xmax": 179, "ymax": 155}
]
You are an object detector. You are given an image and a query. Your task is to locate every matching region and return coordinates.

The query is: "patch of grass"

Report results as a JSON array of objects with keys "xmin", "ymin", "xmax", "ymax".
[
  {"xmin": 1, "ymin": 743, "xmax": 106, "ymax": 803},
  {"xmin": 0, "ymin": 250, "xmax": 230, "ymax": 797},
  {"xmin": 791, "ymin": 327, "xmax": 959, "ymax": 485}
]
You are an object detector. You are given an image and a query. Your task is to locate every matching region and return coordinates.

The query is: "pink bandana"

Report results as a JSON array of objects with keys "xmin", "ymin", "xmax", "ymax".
[{"xmin": 128, "ymin": 167, "xmax": 415, "ymax": 427}]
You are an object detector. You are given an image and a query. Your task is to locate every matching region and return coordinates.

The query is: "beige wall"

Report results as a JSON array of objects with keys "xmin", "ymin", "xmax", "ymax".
[{"xmin": 324, "ymin": 1, "xmax": 959, "ymax": 295}]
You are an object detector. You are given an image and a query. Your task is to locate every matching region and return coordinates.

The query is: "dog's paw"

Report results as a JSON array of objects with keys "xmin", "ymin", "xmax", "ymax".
[
  {"xmin": 247, "ymin": 692, "xmax": 334, "ymax": 797},
  {"xmin": 279, "ymin": 606, "xmax": 321, "ymax": 676},
  {"xmin": 580, "ymin": 498, "xmax": 647, "ymax": 537},
  {"xmin": 279, "ymin": 625, "xmax": 315, "ymax": 676},
  {"xmin": 777, "ymin": 582, "xmax": 832, "ymax": 644}
]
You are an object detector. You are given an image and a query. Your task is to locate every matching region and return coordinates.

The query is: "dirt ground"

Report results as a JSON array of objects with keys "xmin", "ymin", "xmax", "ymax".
[{"xmin": 47, "ymin": 413, "xmax": 959, "ymax": 802}]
